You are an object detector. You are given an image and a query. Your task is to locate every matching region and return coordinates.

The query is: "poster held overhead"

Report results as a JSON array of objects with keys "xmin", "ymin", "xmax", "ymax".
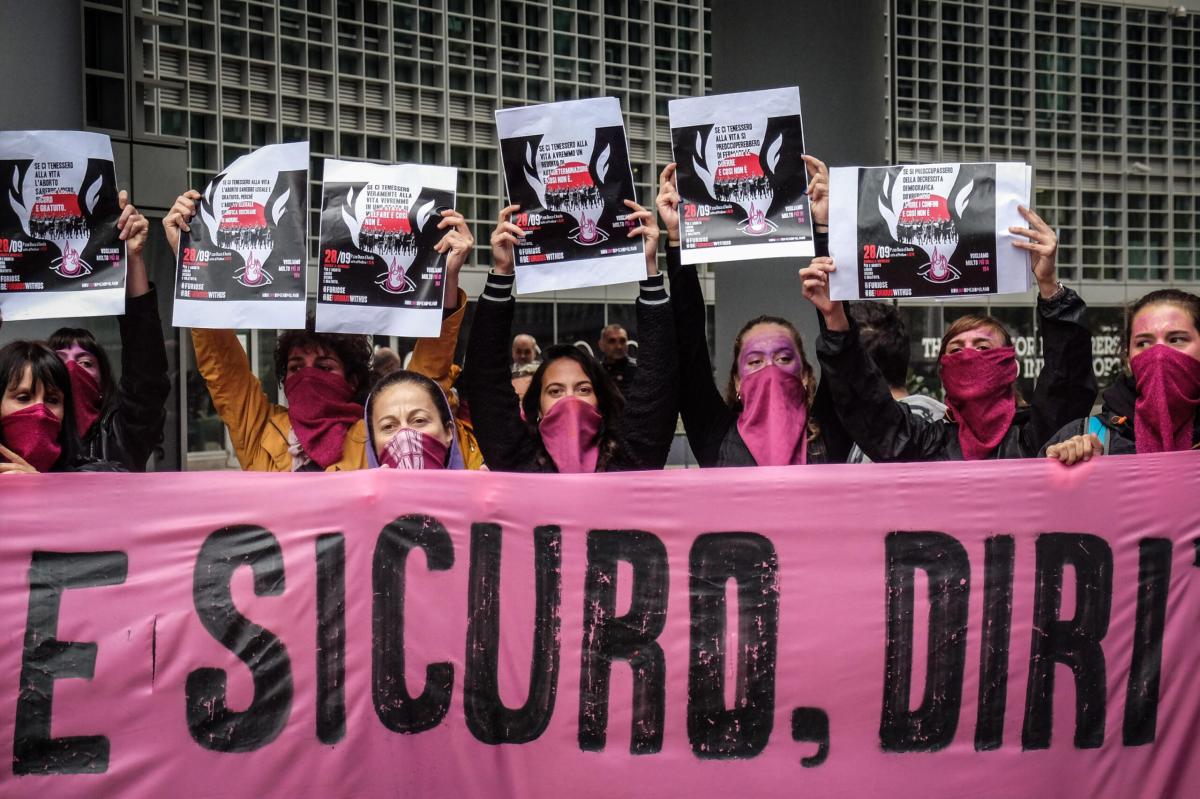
[
  {"xmin": 173, "ymin": 141, "xmax": 309, "ymax": 330},
  {"xmin": 496, "ymin": 97, "xmax": 645, "ymax": 294},
  {"xmin": 828, "ymin": 162, "xmax": 1031, "ymax": 300},
  {"xmin": 0, "ymin": 131, "xmax": 125, "ymax": 320},
  {"xmin": 315, "ymin": 159, "xmax": 456, "ymax": 338},
  {"xmin": 669, "ymin": 87, "xmax": 815, "ymax": 265}
]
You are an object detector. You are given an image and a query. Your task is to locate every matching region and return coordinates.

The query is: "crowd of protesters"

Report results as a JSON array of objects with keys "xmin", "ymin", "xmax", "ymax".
[{"xmin": 2, "ymin": 155, "xmax": 1198, "ymax": 476}]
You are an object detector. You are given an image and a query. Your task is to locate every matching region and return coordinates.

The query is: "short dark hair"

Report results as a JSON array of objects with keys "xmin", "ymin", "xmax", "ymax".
[
  {"xmin": 275, "ymin": 317, "xmax": 372, "ymax": 404},
  {"xmin": 0, "ymin": 340, "xmax": 80, "ymax": 468},
  {"xmin": 523, "ymin": 344, "xmax": 625, "ymax": 469},
  {"xmin": 48, "ymin": 327, "xmax": 117, "ymax": 417},
  {"xmin": 848, "ymin": 301, "xmax": 910, "ymax": 389},
  {"xmin": 938, "ymin": 314, "xmax": 1012, "ymax": 359}
]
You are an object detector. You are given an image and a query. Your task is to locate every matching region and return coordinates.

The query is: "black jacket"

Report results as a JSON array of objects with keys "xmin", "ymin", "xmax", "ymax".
[
  {"xmin": 664, "ymin": 242, "xmax": 851, "ymax": 467},
  {"xmin": 463, "ymin": 272, "xmax": 678, "ymax": 472},
  {"xmin": 80, "ymin": 287, "xmax": 171, "ymax": 471},
  {"xmin": 1041, "ymin": 374, "xmax": 1200, "ymax": 455},
  {"xmin": 816, "ymin": 286, "xmax": 1097, "ymax": 461}
]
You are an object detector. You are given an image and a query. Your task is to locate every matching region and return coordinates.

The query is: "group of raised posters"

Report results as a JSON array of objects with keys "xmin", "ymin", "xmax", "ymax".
[{"xmin": 0, "ymin": 90, "xmax": 1032, "ymax": 330}]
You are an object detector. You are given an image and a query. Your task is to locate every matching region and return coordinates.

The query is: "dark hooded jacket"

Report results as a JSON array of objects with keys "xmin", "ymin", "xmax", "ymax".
[
  {"xmin": 463, "ymin": 271, "xmax": 678, "ymax": 473},
  {"xmin": 816, "ymin": 286, "xmax": 1097, "ymax": 461},
  {"xmin": 79, "ymin": 287, "xmax": 171, "ymax": 471},
  {"xmin": 665, "ymin": 240, "xmax": 851, "ymax": 467},
  {"xmin": 1041, "ymin": 373, "xmax": 1200, "ymax": 455}
]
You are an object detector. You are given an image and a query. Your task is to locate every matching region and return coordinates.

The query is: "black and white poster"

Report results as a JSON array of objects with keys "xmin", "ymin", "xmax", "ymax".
[
  {"xmin": 829, "ymin": 162, "xmax": 1032, "ymax": 300},
  {"xmin": 314, "ymin": 159, "xmax": 456, "ymax": 338},
  {"xmin": 0, "ymin": 131, "xmax": 124, "ymax": 320},
  {"xmin": 669, "ymin": 87, "xmax": 814, "ymax": 265},
  {"xmin": 496, "ymin": 97, "xmax": 645, "ymax": 294},
  {"xmin": 173, "ymin": 142, "xmax": 308, "ymax": 329}
]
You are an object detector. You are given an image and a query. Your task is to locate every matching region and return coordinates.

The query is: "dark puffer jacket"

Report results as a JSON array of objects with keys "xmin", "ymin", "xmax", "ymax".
[
  {"xmin": 665, "ymin": 242, "xmax": 850, "ymax": 467},
  {"xmin": 463, "ymin": 271, "xmax": 678, "ymax": 473},
  {"xmin": 1041, "ymin": 373, "xmax": 1200, "ymax": 455},
  {"xmin": 816, "ymin": 286, "xmax": 1096, "ymax": 461}
]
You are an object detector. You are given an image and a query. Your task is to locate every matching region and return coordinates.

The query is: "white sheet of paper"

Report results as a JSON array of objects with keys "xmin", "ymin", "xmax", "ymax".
[
  {"xmin": 496, "ymin": 97, "xmax": 646, "ymax": 294},
  {"xmin": 669, "ymin": 87, "xmax": 815, "ymax": 265},
  {"xmin": 829, "ymin": 162, "xmax": 1031, "ymax": 301},
  {"xmin": 173, "ymin": 141, "xmax": 309, "ymax": 330},
  {"xmin": 314, "ymin": 159, "xmax": 457, "ymax": 338},
  {"xmin": 0, "ymin": 130, "xmax": 125, "ymax": 320}
]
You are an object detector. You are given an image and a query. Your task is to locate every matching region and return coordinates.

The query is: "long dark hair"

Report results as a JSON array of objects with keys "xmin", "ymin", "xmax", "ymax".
[
  {"xmin": 1124, "ymin": 289, "xmax": 1200, "ymax": 360},
  {"xmin": 48, "ymin": 327, "xmax": 117, "ymax": 421},
  {"xmin": 724, "ymin": 315, "xmax": 819, "ymax": 442},
  {"xmin": 0, "ymin": 340, "xmax": 81, "ymax": 469},
  {"xmin": 523, "ymin": 344, "xmax": 625, "ymax": 470}
]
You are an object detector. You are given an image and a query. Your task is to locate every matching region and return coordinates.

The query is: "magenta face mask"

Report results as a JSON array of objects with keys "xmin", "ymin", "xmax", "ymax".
[
  {"xmin": 1, "ymin": 403, "xmax": 63, "ymax": 472},
  {"xmin": 735, "ymin": 332, "xmax": 809, "ymax": 465},
  {"xmin": 1131, "ymin": 344, "xmax": 1200, "ymax": 453},
  {"xmin": 379, "ymin": 427, "xmax": 450, "ymax": 470},
  {"xmin": 538, "ymin": 396, "xmax": 603, "ymax": 473}
]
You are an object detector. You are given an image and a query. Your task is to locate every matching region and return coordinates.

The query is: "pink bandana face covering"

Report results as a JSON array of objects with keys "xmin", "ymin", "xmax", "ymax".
[
  {"xmin": 65, "ymin": 360, "xmax": 102, "ymax": 436},
  {"xmin": 379, "ymin": 427, "xmax": 450, "ymax": 470},
  {"xmin": 736, "ymin": 331, "xmax": 808, "ymax": 466},
  {"xmin": 538, "ymin": 396, "xmax": 602, "ymax": 473},
  {"xmin": 1131, "ymin": 344, "xmax": 1200, "ymax": 453},
  {"xmin": 1, "ymin": 403, "xmax": 63, "ymax": 471},
  {"xmin": 939, "ymin": 346, "xmax": 1018, "ymax": 460},
  {"xmin": 284, "ymin": 367, "xmax": 363, "ymax": 469}
]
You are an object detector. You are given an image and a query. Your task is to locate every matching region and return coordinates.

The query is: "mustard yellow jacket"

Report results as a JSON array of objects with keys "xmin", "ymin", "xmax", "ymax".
[{"xmin": 192, "ymin": 289, "xmax": 483, "ymax": 471}]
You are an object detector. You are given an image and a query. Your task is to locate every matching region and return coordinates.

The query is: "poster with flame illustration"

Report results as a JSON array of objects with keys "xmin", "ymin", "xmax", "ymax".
[
  {"xmin": 496, "ymin": 97, "xmax": 646, "ymax": 294},
  {"xmin": 0, "ymin": 131, "xmax": 124, "ymax": 320},
  {"xmin": 669, "ymin": 88, "xmax": 814, "ymax": 265},
  {"xmin": 314, "ymin": 159, "xmax": 456, "ymax": 337},
  {"xmin": 173, "ymin": 142, "xmax": 308, "ymax": 329},
  {"xmin": 828, "ymin": 162, "xmax": 1033, "ymax": 300}
]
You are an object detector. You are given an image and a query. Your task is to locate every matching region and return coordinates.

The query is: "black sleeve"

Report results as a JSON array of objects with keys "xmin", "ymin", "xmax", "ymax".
[
  {"xmin": 1021, "ymin": 287, "xmax": 1098, "ymax": 455},
  {"xmin": 816, "ymin": 314, "xmax": 951, "ymax": 462},
  {"xmin": 665, "ymin": 245, "xmax": 734, "ymax": 466},
  {"xmin": 112, "ymin": 285, "xmax": 171, "ymax": 470},
  {"xmin": 462, "ymin": 272, "xmax": 542, "ymax": 471},
  {"xmin": 612, "ymin": 275, "xmax": 678, "ymax": 470}
]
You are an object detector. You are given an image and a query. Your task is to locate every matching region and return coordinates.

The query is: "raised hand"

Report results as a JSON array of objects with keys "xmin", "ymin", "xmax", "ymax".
[
  {"xmin": 434, "ymin": 209, "xmax": 474, "ymax": 310},
  {"xmin": 799, "ymin": 256, "xmax": 848, "ymax": 330},
  {"xmin": 118, "ymin": 190, "xmax": 152, "ymax": 297},
  {"xmin": 1009, "ymin": 205, "xmax": 1059, "ymax": 299},
  {"xmin": 1045, "ymin": 433, "xmax": 1103, "ymax": 466},
  {"xmin": 624, "ymin": 199, "xmax": 660, "ymax": 276},
  {"xmin": 163, "ymin": 190, "xmax": 202, "ymax": 257},
  {"xmin": 802, "ymin": 154, "xmax": 829, "ymax": 228},
  {"xmin": 489, "ymin": 203, "xmax": 524, "ymax": 276},
  {"xmin": 656, "ymin": 163, "xmax": 680, "ymax": 245}
]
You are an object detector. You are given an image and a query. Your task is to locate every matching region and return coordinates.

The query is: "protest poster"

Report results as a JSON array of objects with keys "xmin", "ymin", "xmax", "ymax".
[
  {"xmin": 828, "ymin": 162, "xmax": 1032, "ymax": 300},
  {"xmin": 314, "ymin": 159, "xmax": 456, "ymax": 338},
  {"xmin": 669, "ymin": 87, "xmax": 814, "ymax": 265},
  {"xmin": 173, "ymin": 142, "xmax": 308, "ymax": 330},
  {"xmin": 4, "ymin": 453, "xmax": 1200, "ymax": 798},
  {"xmin": 0, "ymin": 131, "xmax": 124, "ymax": 320},
  {"xmin": 496, "ymin": 97, "xmax": 645, "ymax": 294}
]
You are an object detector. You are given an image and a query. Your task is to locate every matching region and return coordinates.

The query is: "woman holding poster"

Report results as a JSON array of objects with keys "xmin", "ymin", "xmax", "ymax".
[
  {"xmin": 463, "ymin": 200, "xmax": 677, "ymax": 472},
  {"xmin": 46, "ymin": 191, "xmax": 170, "ymax": 471},
  {"xmin": 164, "ymin": 190, "xmax": 479, "ymax": 471},
  {"xmin": 655, "ymin": 161, "xmax": 851, "ymax": 467},
  {"xmin": 1044, "ymin": 289, "xmax": 1200, "ymax": 463},
  {"xmin": 802, "ymin": 206, "xmax": 1098, "ymax": 461}
]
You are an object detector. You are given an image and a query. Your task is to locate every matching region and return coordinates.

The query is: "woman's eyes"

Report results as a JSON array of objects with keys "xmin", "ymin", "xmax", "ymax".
[
  {"xmin": 546, "ymin": 386, "xmax": 563, "ymax": 397},
  {"xmin": 577, "ymin": 384, "xmax": 593, "ymax": 395}
]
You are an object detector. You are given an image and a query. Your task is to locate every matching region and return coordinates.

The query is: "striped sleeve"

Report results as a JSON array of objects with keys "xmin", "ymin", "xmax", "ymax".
[{"xmin": 481, "ymin": 270, "xmax": 515, "ymax": 301}]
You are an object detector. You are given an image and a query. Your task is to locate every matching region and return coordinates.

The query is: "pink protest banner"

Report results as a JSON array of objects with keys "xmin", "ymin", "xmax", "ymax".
[{"xmin": 2, "ymin": 454, "xmax": 1199, "ymax": 798}]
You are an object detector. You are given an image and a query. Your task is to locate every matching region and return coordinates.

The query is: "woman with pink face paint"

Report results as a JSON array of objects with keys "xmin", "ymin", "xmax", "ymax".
[
  {"xmin": 655, "ymin": 160, "xmax": 851, "ymax": 466},
  {"xmin": 44, "ymin": 191, "xmax": 171, "ymax": 471},
  {"xmin": 803, "ymin": 204, "xmax": 1097, "ymax": 461},
  {"xmin": 1043, "ymin": 289, "xmax": 1200, "ymax": 463},
  {"xmin": 0, "ymin": 341, "xmax": 125, "ymax": 473},
  {"xmin": 462, "ymin": 200, "xmax": 678, "ymax": 472}
]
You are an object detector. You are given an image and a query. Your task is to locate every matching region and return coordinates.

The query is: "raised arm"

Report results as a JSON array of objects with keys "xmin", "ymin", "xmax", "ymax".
[
  {"xmin": 657, "ymin": 163, "xmax": 734, "ymax": 465},
  {"xmin": 409, "ymin": 208, "xmax": 473, "ymax": 394},
  {"xmin": 461, "ymin": 204, "xmax": 541, "ymax": 470},
  {"xmin": 805, "ymin": 257, "xmax": 949, "ymax": 462}
]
